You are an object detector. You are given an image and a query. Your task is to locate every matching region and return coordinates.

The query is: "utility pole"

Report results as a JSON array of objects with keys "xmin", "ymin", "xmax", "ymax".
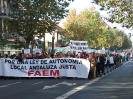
[{"xmin": 51, "ymin": 31, "xmax": 55, "ymax": 58}]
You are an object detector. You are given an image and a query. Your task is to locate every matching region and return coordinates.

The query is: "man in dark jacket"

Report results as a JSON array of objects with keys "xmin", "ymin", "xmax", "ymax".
[{"xmin": 96, "ymin": 54, "xmax": 106, "ymax": 77}]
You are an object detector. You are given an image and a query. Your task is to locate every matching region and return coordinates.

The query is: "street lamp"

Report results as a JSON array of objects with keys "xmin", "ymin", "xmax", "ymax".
[{"xmin": 51, "ymin": 31, "xmax": 55, "ymax": 58}]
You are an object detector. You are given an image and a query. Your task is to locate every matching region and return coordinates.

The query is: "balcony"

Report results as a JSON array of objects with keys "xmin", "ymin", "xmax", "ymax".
[{"xmin": 0, "ymin": 7, "xmax": 11, "ymax": 18}]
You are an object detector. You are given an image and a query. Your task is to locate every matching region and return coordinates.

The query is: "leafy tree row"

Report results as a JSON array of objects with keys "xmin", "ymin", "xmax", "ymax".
[{"xmin": 62, "ymin": 7, "xmax": 132, "ymax": 49}]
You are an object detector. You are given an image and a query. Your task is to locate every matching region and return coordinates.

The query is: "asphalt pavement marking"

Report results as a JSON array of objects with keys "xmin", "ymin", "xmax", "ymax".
[
  {"xmin": 43, "ymin": 81, "xmax": 76, "ymax": 90},
  {"xmin": 0, "ymin": 82, "xmax": 21, "ymax": 88},
  {"xmin": 55, "ymin": 78, "xmax": 101, "ymax": 99},
  {"xmin": 32, "ymin": 81, "xmax": 44, "ymax": 85},
  {"xmin": 55, "ymin": 61, "xmax": 129, "ymax": 99}
]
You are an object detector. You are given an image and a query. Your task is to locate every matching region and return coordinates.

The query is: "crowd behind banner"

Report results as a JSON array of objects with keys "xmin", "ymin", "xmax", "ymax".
[{"xmin": 0, "ymin": 50, "xmax": 132, "ymax": 80}]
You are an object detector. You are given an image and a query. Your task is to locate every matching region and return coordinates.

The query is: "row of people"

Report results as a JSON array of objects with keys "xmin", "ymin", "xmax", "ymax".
[{"xmin": 0, "ymin": 51, "xmax": 129, "ymax": 80}]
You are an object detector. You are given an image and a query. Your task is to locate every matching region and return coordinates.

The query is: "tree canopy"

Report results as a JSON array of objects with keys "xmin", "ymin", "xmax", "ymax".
[
  {"xmin": 93, "ymin": 0, "xmax": 133, "ymax": 28},
  {"xmin": 62, "ymin": 7, "xmax": 132, "ymax": 49},
  {"xmin": 9, "ymin": 0, "xmax": 74, "ymax": 48}
]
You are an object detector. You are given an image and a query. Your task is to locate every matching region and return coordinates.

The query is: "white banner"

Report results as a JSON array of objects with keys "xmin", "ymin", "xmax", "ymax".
[
  {"xmin": 48, "ymin": 46, "xmax": 70, "ymax": 54},
  {"xmin": 87, "ymin": 49, "xmax": 96, "ymax": 53},
  {"xmin": 70, "ymin": 40, "xmax": 88, "ymax": 53},
  {"xmin": 33, "ymin": 48, "xmax": 41, "ymax": 54},
  {"xmin": 24, "ymin": 49, "xmax": 30, "ymax": 54},
  {"xmin": 54, "ymin": 46, "xmax": 70, "ymax": 54},
  {"xmin": 1, "ymin": 58, "xmax": 90, "ymax": 78},
  {"xmin": 98, "ymin": 50, "xmax": 106, "ymax": 54}
]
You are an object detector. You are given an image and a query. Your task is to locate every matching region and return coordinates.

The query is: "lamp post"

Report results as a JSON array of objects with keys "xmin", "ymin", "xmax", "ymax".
[
  {"xmin": 43, "ymin": 33, "xmax": 45, "ymax": 52},
  {"xmin": 51, "ymin": 31, "xmax": 55, "ymax": 58}
]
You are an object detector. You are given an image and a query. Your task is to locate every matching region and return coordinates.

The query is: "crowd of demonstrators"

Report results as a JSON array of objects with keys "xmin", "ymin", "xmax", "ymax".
[{"xmin": 0, "ymin": 51, "xmax": 132, "ymax": 80}]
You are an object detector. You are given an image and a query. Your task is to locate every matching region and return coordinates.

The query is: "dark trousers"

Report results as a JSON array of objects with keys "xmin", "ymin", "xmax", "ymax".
[
  {"xmin": 96, "ymin": 63, "xmax": 104, "ymax": 76},
  {"xmin": 88, "ymin": 70, "xmax": 94, "ymax": 79}
]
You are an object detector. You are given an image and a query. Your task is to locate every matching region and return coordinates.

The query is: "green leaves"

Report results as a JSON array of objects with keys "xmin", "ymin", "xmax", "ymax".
[
  {"xmin": 94, "ymin": 0, "xmax": 133, "ymax": 28},
  {"xmin": 9, "ymin": 0, "xmax": 73, "ymax": 48},
  {"xmin": 62, "ymin": 7, "xmax": 131, "ymax": 49}
]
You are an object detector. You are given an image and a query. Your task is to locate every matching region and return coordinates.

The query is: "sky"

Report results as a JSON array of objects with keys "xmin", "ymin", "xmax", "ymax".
[{"xmin": 59, "ymin": 0, "xmax": 132, "ymax": 36}]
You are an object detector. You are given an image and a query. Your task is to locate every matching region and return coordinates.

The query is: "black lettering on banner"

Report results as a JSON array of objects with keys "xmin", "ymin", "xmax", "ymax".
[
  {"xmin": 41, "ymin": 60, "xmax": 47, "ymax": 64},
  {"xmin": 5, "ymin": 59, "xmax": 15, "ymax": 64},
  {"xmin": 56, "ymin": 59, "xmax": 60, "ymax": 63},
  {"xmin": 41, "ymin": 60, "xmax": 43, "ymax": 64},
  {"xmin": 12, "ymin": 60, "xmax": 15, "ymax": 64},
  {"xmin": 25, "ymin": 60, "xmax": 28, "ymax": 64},
  {"xmin": 5, "ymin": 59, "xmax": 8, "ymax": 63},
  {"xmin": 17, "ymin": 60, "xmax": 28, "ymax": 64},
  {"xmin": 78, "ymin": 47, "xmax": 80, "ymax": 50},
  {"xmin": 49, "ymin": 59, "xmax": 56, "ymax": 64},
  {"xmin": 54, "ymin": 59, "xmax": 82, "ymax": 64},
  {"xmin": 68, "ymin": 59, "xmax": 72, "ymax": 63},
  {"xmin": 81, "ymin": 43, "xmax": 87, "ymax": 46},
  {"xmin": 29, "ymin": 65, "xmax": 57, "ymax": 70},
  {"xmin": 72, "ymin": 59, "xmax": 78, "ymax": 63},
  {"xmin": 83, "ymin": 47, "xmax": 87, "ymax": 50},
  {"xmin": 30, "ymin": 60, "xmax": 36, "ymax": 64},
  {"xmin": 21, "ymin": 61, "xmax": 26, "ymax": 64},
  {"xmin": 36, "ymin": 59, "xmax": 39, "ymax": 64},
  {"xmin": 75, "ymin": 42, "xmax": 80, "ymax": 46},
  {"xmin": 17, "ymin": 61, "xmax": 20, "ymax": 64},
  {"xmin": 60, "ymin": 59, "xmax": 64, "ymax": 63},
  {"xmin": 59, "ymin": 64, "xmax": 76, "ymax": 70},
  {"xmin": 10, "ymin": 65, "xmax": 27, "ymax": 70}
]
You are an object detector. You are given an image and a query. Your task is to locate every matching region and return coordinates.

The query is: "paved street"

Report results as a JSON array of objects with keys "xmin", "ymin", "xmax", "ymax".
[{"xmin": 0, "ymin": 61, "xmax": 133, "ymax": 99}]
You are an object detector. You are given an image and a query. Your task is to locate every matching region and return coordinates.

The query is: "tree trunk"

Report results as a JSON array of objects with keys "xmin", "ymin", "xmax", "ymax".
[{"xmin": 25, "ymin": 39, "xmax": 30, "ymax": 49}]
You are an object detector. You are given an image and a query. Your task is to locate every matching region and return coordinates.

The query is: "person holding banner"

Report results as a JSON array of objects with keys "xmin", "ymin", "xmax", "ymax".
[{"xmin": 88, "ymin": 53, "xmax": 97, "ymax": 79}]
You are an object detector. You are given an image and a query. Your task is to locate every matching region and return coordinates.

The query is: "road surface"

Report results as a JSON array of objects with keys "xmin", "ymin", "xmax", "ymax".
[{"xmin": 0, "ymin": 61, "xmax": 133, "ymax": 99}]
